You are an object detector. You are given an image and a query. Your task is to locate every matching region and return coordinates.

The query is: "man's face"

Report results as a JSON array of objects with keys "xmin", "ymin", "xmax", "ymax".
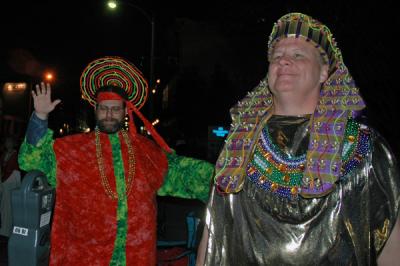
[
  {"xmin": 95, "ymin": 100, "xmax": 126, "ymax": 134},
  {"xmin": 268, "ymin": 38, "xmax": 329, "ymax": 100}
]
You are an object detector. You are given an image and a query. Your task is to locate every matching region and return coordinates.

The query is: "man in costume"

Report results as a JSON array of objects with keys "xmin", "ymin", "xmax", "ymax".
[
  {"xmin": 196, "ymin": 13, "xmax": 400, "ymax": 265},
  {"xmin": 18, "ymin": 56, "xmax": 214, "ymax": 265}
]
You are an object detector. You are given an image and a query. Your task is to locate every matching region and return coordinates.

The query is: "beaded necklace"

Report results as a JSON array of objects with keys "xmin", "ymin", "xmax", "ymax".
[
  {"xmin": 247, "ymin": 126, "xmax": 306, "ymax": 199},
  {"xmin": 95, "ymin": 128, "xmax": 136, "ymax": 200},
  {"xmin": 247, "ymin": 119, "xmax": 370, "ymax": 199}
]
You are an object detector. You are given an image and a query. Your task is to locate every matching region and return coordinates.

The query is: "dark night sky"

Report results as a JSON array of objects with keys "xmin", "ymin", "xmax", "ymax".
[{"xmin": 1, "ymin": 0, "xmax": 398, "ymax": 156}]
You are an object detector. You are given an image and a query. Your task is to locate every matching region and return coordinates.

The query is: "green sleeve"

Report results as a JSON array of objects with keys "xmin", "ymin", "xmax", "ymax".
[
  {"xmin": 157, "ymin": 152, "xmax": 214, "ymax": 203},
  {"xmin": 18, "ymin": 129, "xmax": 57, "ymax": 187}
]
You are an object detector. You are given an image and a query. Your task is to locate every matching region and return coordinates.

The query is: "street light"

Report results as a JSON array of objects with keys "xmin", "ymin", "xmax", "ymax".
[
  {"xmin": 107, "ymin": 1, "xmax": 117, "ymax": 9},
  {"xmin": 107, "ymin": 0, "xmax": 156, "ymax": 118},
  {"xmin": 44, "ymin": 71, "xmax": 55, "ymax": 82}
]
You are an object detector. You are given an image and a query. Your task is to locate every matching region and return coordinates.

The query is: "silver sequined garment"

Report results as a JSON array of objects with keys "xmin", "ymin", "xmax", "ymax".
[{"xmin": 204, "ymin": 116, "xmax": 400, "ymax": 265}]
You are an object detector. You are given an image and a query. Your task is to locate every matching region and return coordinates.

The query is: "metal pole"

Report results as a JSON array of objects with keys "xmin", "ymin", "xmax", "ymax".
[{"xmin": 149, "ymin": 16, "xmax": 155, "ymax": 119}]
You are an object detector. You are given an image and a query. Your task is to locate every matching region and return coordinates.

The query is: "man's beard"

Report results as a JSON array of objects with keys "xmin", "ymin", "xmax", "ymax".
[{"xmin": 96, "ymin": 119, "xmax": 123, "ymax": 134}]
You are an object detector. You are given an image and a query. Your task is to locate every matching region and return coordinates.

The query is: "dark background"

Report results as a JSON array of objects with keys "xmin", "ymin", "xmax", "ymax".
[
  {"xmin": 1, "ymin": 0, "xmax": 398, "ymax": 160},
  {"xmin": 0, "ymin": 1, "xmax": 398, "ymax": 258}
]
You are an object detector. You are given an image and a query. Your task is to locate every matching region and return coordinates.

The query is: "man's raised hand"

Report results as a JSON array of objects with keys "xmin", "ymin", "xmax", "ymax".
[{"xmin": 32, "ymin": 82, "xmax": 61, "ymax": 120}]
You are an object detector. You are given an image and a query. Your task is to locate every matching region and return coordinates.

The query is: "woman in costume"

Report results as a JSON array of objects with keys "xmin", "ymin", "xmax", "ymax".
[{"xmin": 197, "ymin": 13, "xmax": 400, "ymax": 265}]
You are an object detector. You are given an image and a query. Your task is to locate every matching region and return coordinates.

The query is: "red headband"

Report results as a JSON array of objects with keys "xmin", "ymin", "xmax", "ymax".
[{"xmin": 96, "ymin": 92, "xmax": 125, "ymax": 102}]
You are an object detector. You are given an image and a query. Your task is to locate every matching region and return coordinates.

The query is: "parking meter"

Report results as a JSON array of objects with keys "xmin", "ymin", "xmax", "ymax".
[{"xmin": 8, "ymin": 170, "xmax": 55, "ymax": 266}]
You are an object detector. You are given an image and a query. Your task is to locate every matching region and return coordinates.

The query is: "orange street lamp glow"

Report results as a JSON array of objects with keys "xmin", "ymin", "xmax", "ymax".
[{"xmin": 45, "ymin": 72, "xmax": 54, "ymax": 81}]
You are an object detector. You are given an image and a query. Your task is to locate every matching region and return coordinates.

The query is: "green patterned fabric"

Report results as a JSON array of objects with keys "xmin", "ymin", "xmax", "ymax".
[
  {"xmin": 158, "ymin": 151, "xmax": 214, "ymax": 203},
  {"xmin": 109, "ymin": 134, "xmax": 128, "ymax": 266},
  {"xmin": 18, "ymin": 130, "xmax": 57, "ymax": 187}
]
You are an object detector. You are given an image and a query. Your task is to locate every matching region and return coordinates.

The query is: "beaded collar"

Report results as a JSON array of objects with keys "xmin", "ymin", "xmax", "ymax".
[{"xmin": 246, "ymin": 119, "xmax": 370, "ymax": 199}]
